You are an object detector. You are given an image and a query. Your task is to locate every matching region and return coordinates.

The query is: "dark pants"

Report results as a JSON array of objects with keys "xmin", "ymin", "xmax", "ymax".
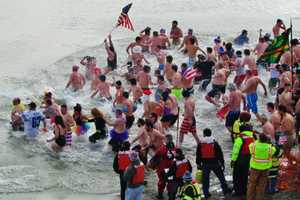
[
  {"xmin": 233, "ymin": 156, "xmax": 250, "ymax": 195},
  {"xmin": 168, "ymin": 179, "xmax": 182, "ymax": 200},
  {"xmin": 157, "ymin": 170, "xmax": 172, "ymax": 194},
  {"xmin": 202, "ymin": 163, "xmax": 229, "ymax": 197},
  {"xmin": 126, "ymin": 115, "xmax": 135, "ymax": 129},
  {"xmin": 119, "ymin": 172, "xmax": 127, "ymax": 200}
]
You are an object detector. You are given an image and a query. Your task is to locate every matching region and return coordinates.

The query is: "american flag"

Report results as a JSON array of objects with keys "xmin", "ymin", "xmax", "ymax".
[
  {"xmin": 117, "ymin": 3, "xmax": 134, "ymax": 31},
  {"xmin": 183, "ymin": 67, "xmax": 197, "ymax": 80}
]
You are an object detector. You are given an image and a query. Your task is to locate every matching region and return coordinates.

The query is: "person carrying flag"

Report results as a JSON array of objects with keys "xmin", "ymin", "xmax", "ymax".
[{"xmin": 181, "ymin": 63, "xmax": 197, "ymax": 95}]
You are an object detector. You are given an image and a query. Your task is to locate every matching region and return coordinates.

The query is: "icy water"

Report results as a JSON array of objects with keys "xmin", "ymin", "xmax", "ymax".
[{"xmin": 0, "ymin": 0, "xmax": 300, "ymax": 199}]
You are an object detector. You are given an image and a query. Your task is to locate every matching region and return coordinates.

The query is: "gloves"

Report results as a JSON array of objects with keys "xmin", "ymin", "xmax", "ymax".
[{"xmin": 230, "ymin": 160, "xmax": 235, "ymax": 168}]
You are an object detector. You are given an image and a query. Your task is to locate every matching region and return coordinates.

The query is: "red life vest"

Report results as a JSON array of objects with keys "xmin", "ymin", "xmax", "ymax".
[
  {"xmin": 201, "ymin": 142, "xmax": 216, "ymax": 159},
  {"xmin": 240, "ymin": 132, "xmax": 255, "ymax": 155},
  {"xmin": 130, "ymin": 164, "xmax": 145, "ymax": 185},
  {"xmin": 175, "ymin": 159, "xmax": 189, "ymax": 178},
  {"xmin": 118, "ymin": 151, "xmax": 131, "ymax": 171}
]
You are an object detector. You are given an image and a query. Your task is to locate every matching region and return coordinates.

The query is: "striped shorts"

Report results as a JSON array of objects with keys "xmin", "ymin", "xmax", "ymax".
[
  {"xmin": 180, "ymin": 117, "xmax": 196, "ymax": 134},
  {"xmin": 65, "ymin": 131, "xmax": 72, "ymax": 145}
]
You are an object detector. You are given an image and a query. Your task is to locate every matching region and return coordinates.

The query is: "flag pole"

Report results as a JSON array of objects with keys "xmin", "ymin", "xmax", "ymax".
[{"xmin": 290, "ymin": 18, "xmax": 294, "ymax": 88}]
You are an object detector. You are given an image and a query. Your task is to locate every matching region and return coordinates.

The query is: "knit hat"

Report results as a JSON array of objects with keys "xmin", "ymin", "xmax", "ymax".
[{"xmin": 183, "ymin": 171, "xmax": 192, "ymax": 182}]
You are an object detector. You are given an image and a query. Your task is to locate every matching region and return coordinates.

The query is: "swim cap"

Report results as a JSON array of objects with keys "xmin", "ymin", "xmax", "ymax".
[
  {"xmin": 218, "ymin": 47, "xmax": 225, "ymax": 54},
  {"xmin": 188, "ymin": 29, "xmax": 193, "ymax": 33},
  {"xmin": 160, "ymin": 28, "xmax": 166, "ymax": 33},
  {"xmin": 214, "ymin": 36, "xmax": 221, "ymax": 43},
  {"xmin": 143, "ymin": 89, "xmax": 152, "ymax": 95},
  {"xmin": 72, "ymin": 65, "xmax": 79, "ymax": 71},
  {"xmin": 132, "ymin": 46, "xmax": 142, "ymax": 54}
]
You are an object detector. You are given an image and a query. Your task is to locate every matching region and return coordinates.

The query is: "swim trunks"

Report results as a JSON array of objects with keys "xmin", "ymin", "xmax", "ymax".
[
  {"xmin": 246, "ymin": 93, "xmax": 258, "ymax": 113},
  {"xmin": 180, "ymin": 117, "xmax": 196, "ymax": 134},
  {"xmin": 207, "ymin": 84, "xmax": 226, "ymax": 98},
  {"xmin": 171, "ymin": 88, "xmax": 182, "ymax": 101}
]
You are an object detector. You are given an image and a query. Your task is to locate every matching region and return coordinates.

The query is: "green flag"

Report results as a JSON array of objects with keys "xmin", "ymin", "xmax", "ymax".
[{"xmin": 258, "ymin": 28, "xmax": 291, "ymax": 64}]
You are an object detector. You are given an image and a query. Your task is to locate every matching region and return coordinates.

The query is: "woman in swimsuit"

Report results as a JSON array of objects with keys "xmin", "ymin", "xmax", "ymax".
[{"xmin": 47, "ymin": 115, "xmax": 66, "ymax": 153}]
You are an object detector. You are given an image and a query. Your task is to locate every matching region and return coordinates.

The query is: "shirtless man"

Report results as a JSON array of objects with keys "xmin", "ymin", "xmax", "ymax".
[
  {"xmin": 61, "ymin": 104, "xmax": 75, "ymax": 146},
  {"xmin": 278, "ymin": 105, "xmax": 295, "ymax": 148},
  {"xmin": 126, "ymin": 36, "xmax": 143, "ymax": 55},
  {"xmin": 129, "ymin": 78, "xmax": 143, "ymax": 104},
  {"xmin": 170, "ymin": 20, "xmax": 183, "ymax": 45},
  {"xmin": 80, "ymin": 56, "xmax": 95, "ymax": 80},
  {"xmin": 261, "ymin": 114, "xmax": 275, "ymax": 142},
  {"xmin": 149, "ymin": 112, "xmax": 164, "ymax": 135},
  {"xmin": 266, "ymin": 102, "xmax": 282, "ymax": 142},
  {"xmin": 225, "ymin": 83, "xmax": 246, "ymax": 140},
  {"xmin": 241, "ymin": 69, "xmax": 267, "ymax": 122},
  {"xmin": 186, "ymin": 38, "xmax": 205, "ymax": 67},
  {"xmin": 233, "ymin": 50, "xmax": 246, "ymax": 88},
  {"xmin": 120, "ymin": 91, "xmax": 135, "ymax": 129},
  {"xmin": 150, "ymin": 31, "xmax": 161, "ymax": 54},
  {"xmin": 242, "ymin": 49, "xmax": 258, "ymax": 76},
  {"xmin": 179, "ymin": 90, "xmax": 200, "ymax": 147},
  {"xmin": 137, "ymin": 65, "xmax": 152, "ymax": 91},
  {"xmin": 131, "ymin": 118, "xmax": 149, "ymax": 164},
  {"xmin": 140, "ymin": 27, "xmax": 151, "ymax": 52},
  {"xmin": 178, "ymin": 29, "xmax": 198, "ymax": 53},
  {"xmin": 113, "ymin": 80, "xmax": 124, "ymax": 107},
  {"xmin": 91, "ymin": 75, "xmax": 112, "ymax": 101},
  {"xmin": 171, "ymin": 64, "xmax": 183, "ymax": 101},
  {"xmin": 108, "ymin": 109, "xmax": 128, "ymax": 152},
  {"xmin": 278, "ymin": 83, "xmax": 294, "ymax": 113},
  {"xmin": 104, "ymin": 34, "xmax": 117, "ymax": 74},
  {"xmin": 291, "ymin": 39, "xmax": 300, "ymax": 63},
  {"xmin": 272, "ymin": 19, "xmax": 286, "ymax": 38},
  {"xmin": 254, "ymin": 37, "xmax": 268, "ymax": 57},
  {"xmin": 164, "ymin": 55, "xmax": 174, "ymax": 83},
  {"xmin": 131, "ymin": 46, "xmax": 150, "ymax": 66},
  {"xmin": 181, "ymin": 63, "xmax": 194, "ymax": 95},
  {"xmin": 66, "ymin": 65, "xmax": 85, "ymax": 91},
  {"xmin": 144, "ymin": 119, "xmax": 165, "ymax": 152},
  {"xmin": 43, "ymin": 99, "xmax": 61, "ymax": 121},
  {"xmin": 158, "ymin": 28, "xmax": 171, "ymax": 49},
  {"xmin": 91, "ymin": 67, "xmax": 101, "ymax": 91},
  {"xmin": 205, "ymin": 63, "xmax": 228, "ymax": 106},
  {"xmin": 155, "ymin": 45, "xmax": 166, "ymax": 72}
]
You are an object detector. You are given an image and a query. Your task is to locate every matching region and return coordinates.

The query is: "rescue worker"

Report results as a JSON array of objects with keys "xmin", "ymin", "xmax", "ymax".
[
  {"xmin": 113, "ymin": 141, "xmax": 132, "ymax": 200},
  {"xmin": 232, "ymin": 111, "xmax": 252, "ymax": 141},
  {"xmin": 179, "ymin": 171, "xmax": 201, "ymax": 200},
  {"xmin": 231, "ymin": 124, "xmax": 255, "ymax": 197},
  {"xmin": 247, "ymin": 134, "xmax": 276, "ymax": 200},
  {"xmin": 149, "ymin": 134, "xmax": 175, "ymax": 199},
  {"xmin": 165, "ymin": 148, "xmax": 192, "ymax": 200},
  {"xmin": 196, "ymin": 128, "xmax": 231, "ymax": 199},
  {"xmin": 124, "ymin": 151, "xmax": 145, "ymax": 200}
]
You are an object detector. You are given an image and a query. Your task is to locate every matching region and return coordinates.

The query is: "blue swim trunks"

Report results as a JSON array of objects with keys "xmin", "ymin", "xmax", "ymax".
[
  {"xmin": 246, "ymin": 93, "xmax": 258, "ymax": 113},
  {"xmin": 158, "ymin": 63, "xmax": 165, "ymax": 71}
]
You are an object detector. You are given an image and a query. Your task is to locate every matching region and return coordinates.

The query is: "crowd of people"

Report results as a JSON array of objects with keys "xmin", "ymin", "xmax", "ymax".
[{"xmin": 9, "ymin": 18, "xmax": 300, "ymax": 200}]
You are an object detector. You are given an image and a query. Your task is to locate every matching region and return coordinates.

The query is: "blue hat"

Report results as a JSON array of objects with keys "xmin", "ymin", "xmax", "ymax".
[
  {"xmin": 214, "ymin": 36, "xmax": 221, "ymax": 43},
  {"xmin": 183, "ymin": 171, "xmax": 192, "ymax": 182},
  {"xmin": 218, "ymin": 47, "xmax": 225, "ymax": 54},
  {"xmin": 160, "ymin": 28, "xmax": 166, "ymax": 33}
]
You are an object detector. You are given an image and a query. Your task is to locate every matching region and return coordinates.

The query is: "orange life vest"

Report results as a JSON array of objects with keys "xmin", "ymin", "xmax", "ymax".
[
  {"xmin": 176, "ymin": 159, "xmax": 189, "ymax": 178},
  {"xmin": 130, "ymin": 164, "xmax": 145, "ymax": 185},
  {"xmin": 118, "ymin": 151, "xmax": 131, "ymax": 171},
  {"xmin": 201, "ymin": 142, "xmax": 216, "ymax": 159}
]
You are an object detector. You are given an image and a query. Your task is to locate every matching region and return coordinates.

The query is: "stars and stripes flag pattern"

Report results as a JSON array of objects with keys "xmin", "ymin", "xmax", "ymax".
[
  {"xmin": 116, "ymin": 3, "xmax": 134, "ymax": 31},
  {"xmin": 183, "ymin": 67, "xmax": 197, "ymax": 80}
]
